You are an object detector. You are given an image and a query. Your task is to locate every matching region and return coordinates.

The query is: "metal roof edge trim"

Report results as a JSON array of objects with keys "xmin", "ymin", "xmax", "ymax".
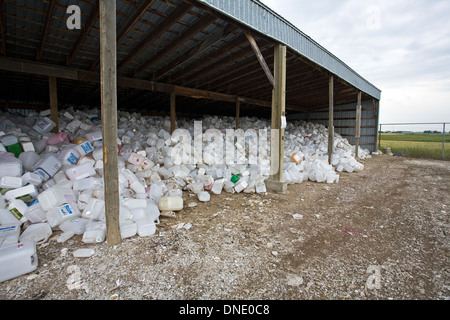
[{"xmin": 196, "ymin": 0, "xmax": 382, "ymax": 100}]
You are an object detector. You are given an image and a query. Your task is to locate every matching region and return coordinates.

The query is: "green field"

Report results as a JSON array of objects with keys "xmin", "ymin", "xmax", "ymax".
[{"xmin": 379, "ymin": 133, "xmax": 449, "ymax": 161}]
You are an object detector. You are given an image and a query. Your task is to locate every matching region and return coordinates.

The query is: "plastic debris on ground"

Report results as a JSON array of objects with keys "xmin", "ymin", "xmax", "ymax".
[{"xmin": 0, "ymin": 107, "xmax": 371, "ymax": 281}]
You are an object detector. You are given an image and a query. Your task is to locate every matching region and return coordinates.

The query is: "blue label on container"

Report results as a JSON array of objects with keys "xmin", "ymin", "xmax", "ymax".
[
  {"xmin": 81, "ymin": 142, "xmax": 93, "ymax": 154},
  {"xmin": 60, "ymin": 205, "xmax": 73, "ymax": 216},
  {"xmin": 67, "ymin": 152, "xmax": 78, "ymax": 165},
  {"xmin": 0, "ymin": 225, "xmax": 18, "ymax": 233},
  {"xmin": 29, "ymin": 198, "xmax": 39, "ymax": 206}
]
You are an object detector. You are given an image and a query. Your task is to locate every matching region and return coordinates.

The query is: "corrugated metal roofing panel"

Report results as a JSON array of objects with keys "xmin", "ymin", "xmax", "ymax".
[{"xmin": 196, "ymin": 0, "xmax": 381, "ymax": 100}]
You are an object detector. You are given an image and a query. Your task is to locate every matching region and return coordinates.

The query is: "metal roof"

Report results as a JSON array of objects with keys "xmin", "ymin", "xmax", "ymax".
[
  {"xmin": 0, "ymin": 0, "xmax": 381, "ymax": 118},
  {"xmin": 199, "ymin": 0, "xmax": 381, "ymax": 100}
]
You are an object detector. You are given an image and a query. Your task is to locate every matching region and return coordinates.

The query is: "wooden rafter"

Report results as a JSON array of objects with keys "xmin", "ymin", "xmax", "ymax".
[
  {"xmin": 90, "ymin": 0, "xmax": 157, "ymax": 71},
  {"xmin": 136, "ymin": 14, "xmax": 217, "ymax": 78},
  {"xmin": 117, "ymin": 2, "xmax": 192, "ymax": 72},
  {"xmin": 167, "ymin": 33, "xmax": 248, "ymax": 85},
  {"xmin": 151, "ymin": 25, "xmax": 238, "ymax": 81},
  {"xmin": 117, "ymin": 0, "xmax": 157, "ymax": 44},
  {"xmin": 0, "ymin": 0, "xmax": 6, "ymax": 56},
  {"xmin": 66, "ymin": 0, "xmax": 99, "ymax": 66},
  {"xmin": 36, "ymin": 0, "xmax": 56, "ymax": 61}
]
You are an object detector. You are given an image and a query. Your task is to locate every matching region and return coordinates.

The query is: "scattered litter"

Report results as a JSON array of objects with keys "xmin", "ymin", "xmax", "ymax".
[
  {"xmin": 292, "ymin": 213, "xmax": 303, "ymax": 220},
  {"xmin": 73, "ymin": 248, "xmax": 95, "ymax": 258},
  {"xmin": 287, "ymin": 274, "xmax": 303, "ymax": 286},
  {"xmin": 0, "ymin": 107, "xmax": 371, "ymax": 282}
]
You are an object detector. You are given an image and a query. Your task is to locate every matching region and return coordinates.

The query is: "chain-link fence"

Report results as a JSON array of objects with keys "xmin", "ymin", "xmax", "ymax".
[{"xmin": 378, "ymin": 122, "xmax": 449, "ymax": 161}]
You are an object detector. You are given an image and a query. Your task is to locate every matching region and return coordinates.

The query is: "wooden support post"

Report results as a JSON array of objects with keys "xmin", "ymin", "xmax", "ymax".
[
  {"xmin": 99, "ymin": 0, "xmax": 121, "ymax": 246},
  {"xmin": 170, "ymin": 92, "xmax": 176, "ymax": 134},
  {"xmin": 355, "ymin": 91, "xmax": 362, "ymax": 158},
  {"xmin": 266, "ymin": 43, "xmax": 287, "ymax": 194},
  {"xmin": 328, "ymin": 75, "xmax": 334, "ymax": 165},
  {"xmin": 48, "ymin": 76, "xmax": 59, "ymax": 133},
  {"xmin": 235, "ymin": 99, "xmax": 240, "ymax": 129}
]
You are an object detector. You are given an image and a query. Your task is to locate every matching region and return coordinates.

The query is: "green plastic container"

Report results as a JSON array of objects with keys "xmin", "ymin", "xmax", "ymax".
[
  {"xmin": 231, "ymin": 174, "xmax": 240, "ymax": 183},
  {"xmin": 5, "ymin": 143, "xmax": 23, "ymax": 158}
]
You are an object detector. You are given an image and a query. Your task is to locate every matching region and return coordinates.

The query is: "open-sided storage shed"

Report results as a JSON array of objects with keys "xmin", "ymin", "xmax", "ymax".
[{"xmin": 0, "ymin": 0, "xmax": 381, "ymax": 244}]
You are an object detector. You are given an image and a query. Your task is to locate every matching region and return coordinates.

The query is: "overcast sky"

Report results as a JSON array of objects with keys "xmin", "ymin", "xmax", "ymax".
[{"xmin": 260, "ymin": 0, "xmax": 450, "ymax": 131}]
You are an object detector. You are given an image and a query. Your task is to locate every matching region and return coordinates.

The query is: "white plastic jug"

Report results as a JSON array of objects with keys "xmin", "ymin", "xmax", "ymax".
[
  {"xmin": 4, "ymin": 184, "xmax": 38, "ymax": 203},
  {"xmin": 0, "ymin": 176, "xmax": 23, "ymax": 189},
  {"xmin": 37, "ymin": 187, "xmax": 77, "ymax": 212},
  {"xmin": 0, "ymin": 223, "xmax": 20, "ymax": 247},
  {"xmin": 82, "ymin": 228, "xmax": 106, "ymax": 244},
  {"xmin": 24, "ymin": 200, "xmax": 47, "ymax": 224},
  {"xmin": 147, "ymin": 201, "xmax": 160, "ymax": 224},
  {"xmin": 8, "ymin": 199, "xmax": 28, "ymax": 224},
  {"xmin": 0, "ymin": 157, "xmax": 23, "ymax": 178},
  {"xmin": 211, "ymin": 179, "xmax": 224, "ymax": 195},
  {"xmin": 33, "ymin": 117, "xmax": 56, "ymax": 134},
  {"xmin": 0, "ymin": 242, "xmax": 38, "ymax": 283},
  {"xmin": 59, "ymin": 217, "xmax": 89, "ymax": 235},
  {"xmin": 19, "ymin": 223, "xmax": 52, "ymax": 244},
  {"xmin": 18, "ymin": 151, "xmax": 41, "ymax": 171},
  {"xmin": 65, "ymin": 162, "xmax": 96, "ymax": 181},
  {"xmin": 81, "ymin": 198, "xmax": 105, "ymax": 220},
  {"xmin": 85, "ymin": 131, "xmax": 102, "ymax": 142},
  {"xmin": 33, "ymin": 155, "xmax": 62, "ymax": 181},
  {"xmin": 58, "ymin": 147, "xmax": 80, "ymax": 166},
  {"xmin": 158, "ymin": 196, "xmax": 183, "ymax": 212},
  {"xmin": 46, "ymin": 203, "xmax": 81, "ymax": 228},
  {"xmin": 21, "ymin": 172, "xmax": 42, "ymax": 186},
  {"xmin": 0, "ymin": 209, "xmax": 20, "ymax": 225},
  {"xmin": 136, "ymin": 218, "xmax": 156, "ymax": 237},
  {"xmin": 75, "ymin": 141, "xmax": 94, "ymax": 156},
  {"xmin": 120, "ymin": 220, "xmax": 137, "ymax": 239},
  {"xmin": 197, "ymin": 191, "xmax": 210, "ymax": 202}
]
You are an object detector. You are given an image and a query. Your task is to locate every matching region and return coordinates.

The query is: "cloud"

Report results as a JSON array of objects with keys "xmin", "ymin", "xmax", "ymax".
[{"xmin": 260, "ymin": 0, "xmax": 450, "ymax": 125}]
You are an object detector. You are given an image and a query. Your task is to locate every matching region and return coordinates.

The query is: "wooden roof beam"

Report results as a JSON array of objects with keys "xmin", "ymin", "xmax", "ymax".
[
  {"xmin": 36, "ymin": 0, "xmax": 56, "ymax": 61},
  {"xmin": 151, "ymin": 25, "xmax": 239, "ymax": 81},
  {"xmin": 0, "ymin": 0, "xmax": 6, "ymax": 56},
  {"xmin": 66, "ymin": 0, "xmax": 99, "ymax": 66},
  {"xmin": 117, "ymin": 0, "xmax": 157, "ymax": 44},
  {"xmin": 117, "ymin": 2, "xmax": 193, "ymax": 73},
  {"xmin": 135, "ymin": 14, "xmax": 217, "ymax": 78},
  {"xmin": 166, "ymin": 33, "xmax": 248, "ymax": 84},
  {"xmin": 89, "ymin": 0, "xmax": 157, "ymax": 71}
]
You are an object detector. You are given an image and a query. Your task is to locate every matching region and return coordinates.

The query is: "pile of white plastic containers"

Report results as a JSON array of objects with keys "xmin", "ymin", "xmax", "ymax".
[{"xmin": 0, "ymin": 107, "xmax": 371, "ymax": 282}]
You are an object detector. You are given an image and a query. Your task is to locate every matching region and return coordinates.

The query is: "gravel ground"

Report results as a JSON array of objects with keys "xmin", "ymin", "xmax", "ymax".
[{"xmin": 0, "ymin": 155, "xmax": 449, "ymax": 302}]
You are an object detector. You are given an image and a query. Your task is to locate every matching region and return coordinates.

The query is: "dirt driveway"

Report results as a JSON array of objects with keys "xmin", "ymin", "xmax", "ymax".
[{"xmin": 1, "ymin": 155, "xmax": 449, "ymax": 301}]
